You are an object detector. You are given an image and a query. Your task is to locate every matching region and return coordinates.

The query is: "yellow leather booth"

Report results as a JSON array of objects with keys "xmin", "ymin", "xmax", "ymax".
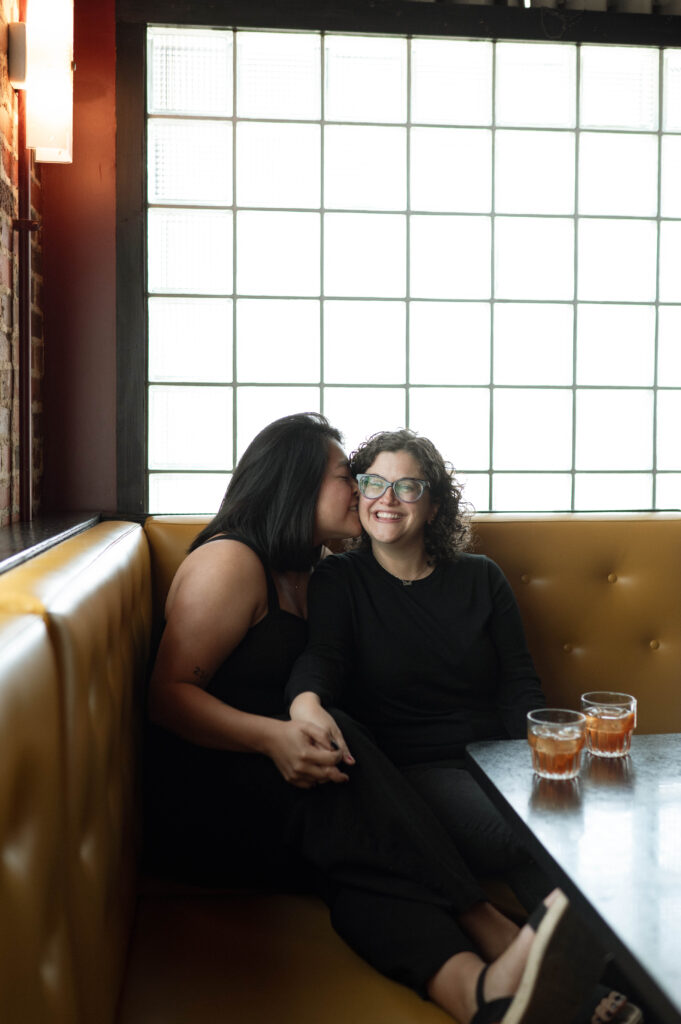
[
  {"xmin": 0, "ymin": 522, "xmax": 151, "ymax": 1024},
  {"xmin": 473, "ymin": 512, "xmax": 681, "ymax": 735},
  {"xmin": 145, "ymin": 512, "xmax": 681, "ymax": 734},
  {"xmin": 0, "ymin": 512, "xmax": 679, "ymax": 1023},
  {"xmin": 0, "ymin": 613, "xmax": 77, "ymax": 1024}
]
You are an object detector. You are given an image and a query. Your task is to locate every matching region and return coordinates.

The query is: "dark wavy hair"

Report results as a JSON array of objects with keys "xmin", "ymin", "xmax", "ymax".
[
  {"xmin": 189, "ymin": 412, "xmax": 343, "ymax": 570},
  {"xmin": 349, "ymin": 429, "xmax": 472, "ymax": 563}
]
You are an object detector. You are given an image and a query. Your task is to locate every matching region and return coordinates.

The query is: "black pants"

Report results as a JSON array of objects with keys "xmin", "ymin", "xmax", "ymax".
[
  {"xmin": 145, "ymin": 711, "xmax": 505, "ymax": 996},
  {"xmin": 402, "ymin": 760, "xmax": 553, "ymax": 913}
]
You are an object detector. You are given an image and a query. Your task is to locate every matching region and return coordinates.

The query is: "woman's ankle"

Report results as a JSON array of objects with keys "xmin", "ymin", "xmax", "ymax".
[
  {"xmin": 481, "ymin": 917, "xmax": 536, "ymax": 1003},
  {"xmin": 427, "ymin": 950, "xmax": 485, "ymax": 1023},
  {"xmin": 458, "ymin": 900, "xmax": 520, "ymax": 962}
]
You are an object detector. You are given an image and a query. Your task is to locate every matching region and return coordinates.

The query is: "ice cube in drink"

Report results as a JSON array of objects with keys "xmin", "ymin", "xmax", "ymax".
[
  {"xmin": 527, "ymin": 721, "xmax": 585, "ymax": 780},
  {"xmin": 584, "ymin": 705, "xmax": 636, "ymax": 757},
  {"xmin": 580, "ymin": 692, "xmax": 637, "ymax": 759}
]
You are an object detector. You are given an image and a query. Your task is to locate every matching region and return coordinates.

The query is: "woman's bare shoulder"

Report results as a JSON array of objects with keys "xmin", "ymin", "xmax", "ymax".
[
  {"xmin": 167, "ymin": 537, "xmax": 267, "ymax": 619},
  {"xmin": 152, "ymin": 538, "xmax": 270, "ymax": 690}
]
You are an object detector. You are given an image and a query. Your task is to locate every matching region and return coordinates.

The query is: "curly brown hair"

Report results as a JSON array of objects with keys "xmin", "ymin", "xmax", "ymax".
[{"xmin": 349, "ymin": 429, "xmax": 473, "ymax": 563}]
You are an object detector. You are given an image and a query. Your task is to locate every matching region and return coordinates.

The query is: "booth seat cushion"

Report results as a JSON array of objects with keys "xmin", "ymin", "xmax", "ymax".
[
  {"xmin": 0, "ymin": 613, "xmax": 78, "ymax": 1024},
  {"xmin": 0, "ymin": 522, "xmax": 152, "ymax": 1024},
  {"xmin": 118, "ymin": 889, "xmax": 451, "ymax": 1024},
  {"xmin": 472, "ymin": 513, "xmax": 681, "ymax": 733}
]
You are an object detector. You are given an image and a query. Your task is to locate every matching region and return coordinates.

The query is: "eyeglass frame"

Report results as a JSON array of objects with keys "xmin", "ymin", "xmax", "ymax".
[{"xmin": 356, "ymin": 474, "xmax": 431, "ymax": 504}]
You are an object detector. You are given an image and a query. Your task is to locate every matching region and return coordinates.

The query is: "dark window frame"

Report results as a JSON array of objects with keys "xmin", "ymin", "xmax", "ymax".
[{"xmin": 115, "ymin": 0, "xmax": 681, "ymax": 514}]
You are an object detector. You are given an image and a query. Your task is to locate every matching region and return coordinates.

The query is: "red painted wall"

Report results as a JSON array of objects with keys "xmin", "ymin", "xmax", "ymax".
[{"xmin": 41, "ymin": 0, "xmax": 117, "ymax": 512}]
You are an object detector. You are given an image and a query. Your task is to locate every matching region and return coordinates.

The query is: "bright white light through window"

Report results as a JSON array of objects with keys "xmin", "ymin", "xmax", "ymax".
[{"xmin": 146, "ymin": 27, "xmax": 681, "ymax": 514}]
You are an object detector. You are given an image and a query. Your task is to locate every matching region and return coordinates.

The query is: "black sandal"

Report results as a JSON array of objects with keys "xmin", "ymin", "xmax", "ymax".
[
  {"xmin": 471, "ymin": 891, "xmax": 607, "ymax": 1024},
  {"xmin": 471, "ymin": 963, "xmax": 513, "ymax": 1024}
]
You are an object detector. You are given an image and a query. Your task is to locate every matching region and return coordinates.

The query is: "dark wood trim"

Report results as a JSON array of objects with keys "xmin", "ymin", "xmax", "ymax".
[
  {"xmin": 0, "ymin": 515, "xmax": 102, "ymax": 575},
  {"xmin": 116, "ymin": 0, "xmax": 681, "ymax": 47},
  {"xmin": 116, "ymin": 20, "xmax": 148, "ymax": 515}
]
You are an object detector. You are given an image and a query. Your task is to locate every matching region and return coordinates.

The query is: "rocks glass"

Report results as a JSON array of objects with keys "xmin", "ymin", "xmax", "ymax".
[
  {"xmin": 581, "ymin": 691, "xmax": 637, "ymax": 758},
  {"xmin": 527, "ymin": 709, "xmax": 587, "ymax": 780}
]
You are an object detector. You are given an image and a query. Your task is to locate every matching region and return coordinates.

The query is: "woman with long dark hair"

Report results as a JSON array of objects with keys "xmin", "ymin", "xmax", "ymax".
[{"xmin": 146, "ymin": 413, "xmax": 604, "ymax": 1024}]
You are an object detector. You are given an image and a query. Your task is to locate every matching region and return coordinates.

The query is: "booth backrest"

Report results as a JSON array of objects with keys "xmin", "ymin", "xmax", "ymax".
[
  {"xmin": 143, "ymin": 515, "xmax": 210, "ymax": 638},
  {"xmin": 143, "ymin": 512, "xmax": 681, "ymax": 735},
  {"xmin": 0, "ymin": 612, "xmax": 78, "ymax": 1024},
  {"xmin": 472, "ymin": 513, "xmax": 681, "ymax": 734},
  {"xmin": 0, "ymin": 522, "xmax": 152, "ymax": 1024}
]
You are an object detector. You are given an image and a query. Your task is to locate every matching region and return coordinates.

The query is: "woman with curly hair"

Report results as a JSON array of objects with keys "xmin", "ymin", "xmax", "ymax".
[
  {"xmin": 286, "ymin": 428, "xmax": 642, "ymax": 1023},
  {"xmin": 286, "ymin": 427, "xmax": 551, "ymax": 909}
]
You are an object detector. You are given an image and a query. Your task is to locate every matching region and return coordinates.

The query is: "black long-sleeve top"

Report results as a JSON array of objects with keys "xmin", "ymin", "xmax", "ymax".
[{"xmin": 286, "ymin": 547, "xmax": 546, "ymax": 766}]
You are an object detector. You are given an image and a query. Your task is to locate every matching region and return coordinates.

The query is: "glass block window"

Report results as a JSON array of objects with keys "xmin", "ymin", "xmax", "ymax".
[{"xmin": 146, "ymin": 27, "xmax": 681, "ymax": 514}]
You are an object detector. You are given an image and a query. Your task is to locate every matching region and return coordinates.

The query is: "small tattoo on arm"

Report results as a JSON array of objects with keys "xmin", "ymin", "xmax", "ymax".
[{"xmin": 193, "ymin": 665, "xmax": 209, "ymax": 685}]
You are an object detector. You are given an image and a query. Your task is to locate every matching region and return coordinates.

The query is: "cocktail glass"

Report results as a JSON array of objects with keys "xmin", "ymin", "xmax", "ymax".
[
  {"xmin": 527, "ymin": 708, "xmax": 586, "ymax": 780},
  {"xmin": 580, "ymin": 691, "xmax": 637, "ymax": 758}
]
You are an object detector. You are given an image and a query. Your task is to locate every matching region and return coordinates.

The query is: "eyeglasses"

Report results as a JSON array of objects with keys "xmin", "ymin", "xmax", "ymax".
[{"xmin": 356, "ymin": 474, "xmax": 430, "ymax": 503}]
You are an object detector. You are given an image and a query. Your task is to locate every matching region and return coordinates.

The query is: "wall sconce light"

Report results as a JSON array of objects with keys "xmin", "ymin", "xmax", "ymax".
[{"xmin": 8, "ymin": 0, "xmax": 74, "ymax": 163}]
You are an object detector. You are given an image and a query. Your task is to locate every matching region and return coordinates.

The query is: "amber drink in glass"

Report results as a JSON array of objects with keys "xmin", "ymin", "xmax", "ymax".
[
  {"xmin": 527, "ymin": 709, "xmax": 586, "ymax": 780},
  {"xmin": 581, "ymin": 691, "xmax": 636, "ymax": 758}
]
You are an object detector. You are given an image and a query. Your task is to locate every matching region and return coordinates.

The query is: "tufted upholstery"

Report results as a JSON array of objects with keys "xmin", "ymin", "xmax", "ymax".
[
  {"xmin": 0, "ymin": 511, "xmax": 679, "ymax": 1024},
  {"xmin": 143, "ymin": 512, "xmax": 681, "ymax": 734},
  {"xmin": 0, "ymin": 613, "xmax": 78, "ymax": 1024},
  {"xmin": 0, "ymin": 522, "xmax": 152, "ymax": 1024},
  {"xmin": 472, "ymin": 513, "xmax": 681, "ymax": 733}
]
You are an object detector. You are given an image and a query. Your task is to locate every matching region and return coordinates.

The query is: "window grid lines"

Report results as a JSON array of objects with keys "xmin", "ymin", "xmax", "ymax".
[
  {"xmin": 146, "ymin": 199, "xmax": 681, "ymax": 222},
  {"xmin": 570, "ymin": 45, "xmax": 582, "ymax": 512},
  {"xmin": 145, "ymin": 380, "xmax": 669, "ymax": 392},
  {"xmin": 405, "ymin": 33, "xmax": 412, "ymax": 430},
  {"xmin": 146, "ymin": 289, "xmax": 681, "ymax": 305},
  {"xmin": 488, "ymin": 39, "xmax": 498, "ymax": 513},
  {"xmin": 145, "ymin": 28, "xmax": 681, "ymax": 515},
  {"xmin": 231, "ymin": 29, "xmax": 239, "ymax": 472},
  {"xmin": 652, "ymin": 50, "xmax": 664, "ymax": 510},
  {"xmin": 146, "ymin": 466, "xmax": 681, "ymax": 476},
  {"xmin": 319, "ymin": 31, "xmax": 327, "ymax": 417},
  {"xmin": 148, "ymin": 109, "xmax": 681, "ymax": 142}
]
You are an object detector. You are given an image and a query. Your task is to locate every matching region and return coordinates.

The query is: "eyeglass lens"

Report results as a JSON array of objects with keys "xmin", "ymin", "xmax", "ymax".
[{"xmin": 359, "ymin": 475, "xmax": 426, "ymax": 502}]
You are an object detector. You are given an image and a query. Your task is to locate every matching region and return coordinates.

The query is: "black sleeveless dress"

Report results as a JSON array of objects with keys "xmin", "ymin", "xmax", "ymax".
[
  {"xmin": 144, "ymin": 536, "xmax": 493, "ymax": 995},
  {"xmin": 206, "ymin": 535, "xmax": 308, "ymax": 717},
  {"xmin": 144, "ymin": 534, "xmax": 310, "ymax": 887}
]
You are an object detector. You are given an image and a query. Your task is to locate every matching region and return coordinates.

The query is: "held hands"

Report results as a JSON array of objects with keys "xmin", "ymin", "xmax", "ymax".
[
  {"xmin": 267, "ymin": 693, "xmax": 356, "ymax": 789},
  {"xmin": 289, "ymin": 692, "xmax": 354, "ymax": 764},
  {"xmin": 266, "ymin": 719, "xmax": 355, "ymax": 789}
]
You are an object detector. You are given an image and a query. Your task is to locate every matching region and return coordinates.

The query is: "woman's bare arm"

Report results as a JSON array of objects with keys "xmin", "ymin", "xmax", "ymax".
[{"xmin": 148, "ymin": 540, "xmax": 348, "ymax": 787}]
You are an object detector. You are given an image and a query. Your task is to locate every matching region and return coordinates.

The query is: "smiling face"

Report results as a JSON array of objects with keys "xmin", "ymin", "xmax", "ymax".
[
  {"xmin": 358, "ymin": 449, "xmax": 436, "ymax": 554},
  {"xmin": 313, "ymin": 442, "xmax": 361, "ymax": 545}
]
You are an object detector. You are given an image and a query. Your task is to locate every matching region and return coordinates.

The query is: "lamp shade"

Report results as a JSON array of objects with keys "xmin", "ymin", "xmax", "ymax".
[{"xmin": 25, "ymin": 0, "xmax": 74, "ymax": 162}]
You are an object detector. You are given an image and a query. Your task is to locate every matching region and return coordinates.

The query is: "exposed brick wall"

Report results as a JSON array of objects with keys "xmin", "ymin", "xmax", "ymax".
[
  {"xmin": 0, "ymin": 1, "xmax": 15, "ymax": 525},
  {"xmin": 30, "ymin": 159, "xmax": 42, "ymax": 512},
  {"xmin": 0, "ymin": 0, "xmax": 44, "ymax": 525}
]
